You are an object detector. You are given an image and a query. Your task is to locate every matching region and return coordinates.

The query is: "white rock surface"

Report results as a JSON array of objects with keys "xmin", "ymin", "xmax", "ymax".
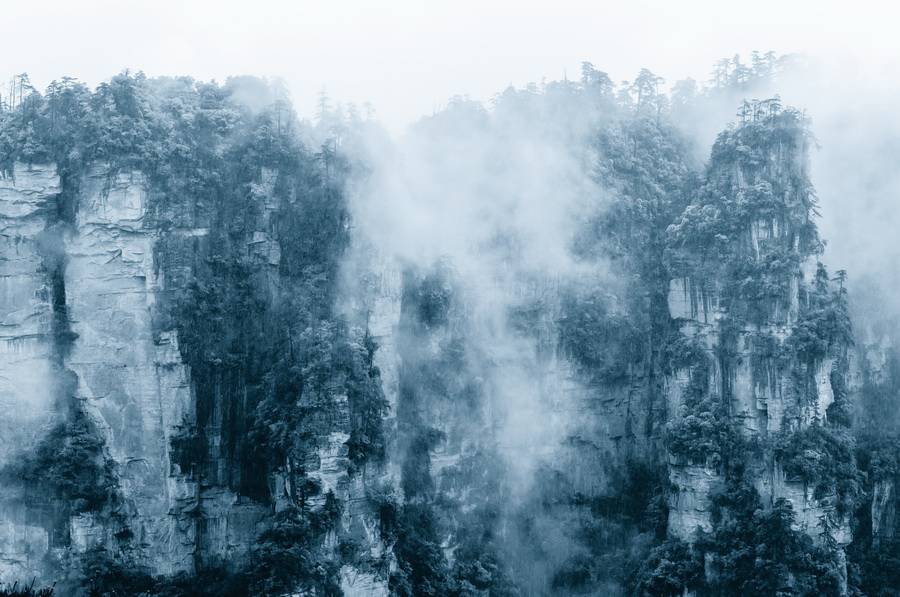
[
  {"xmin": 872, "ymin": 479, "xmax": 896, "ymax": 546},
  {"xmin": 668, "ymin": 463, "xmax": 718, "ymax": 539},
  {"xmin": 340, "ymin": 566, "xmax": 389, "ymax": 597},
  {"xmin": 755, "ymin": 464, "xmax": 852, "ymax": 547},
  {"xmin": 64, "ymin": 167, "xmax": 197, "ymax": 574},
  {"xmin": 0, "ymin": 165, "xmax": 60, "ymax": 458},
  {"xmin": 0, "ymin": 164, "xmax": 60, "ymax": 582}
]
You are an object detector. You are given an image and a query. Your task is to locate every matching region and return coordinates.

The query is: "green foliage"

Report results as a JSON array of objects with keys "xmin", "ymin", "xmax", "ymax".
[
  {"xmin": 0, "ymin": 583, "xmax": 54, "ymax": 597},
  {"xmin": 344, "ymin": 333, "xmax": 390, "ymax": 466},
  {"xmin": 857, "ymin": 434, "xmax": 900, "ymax": 482},
  {"xmin": 415, "ymin": 268, "xmax": 453, "ymax": 328},
  {"xmin": 1, "ymin": 72, "xmax": 382, "ymax": 487},
  {"xmin": 584, "ymin": 460, "xmax": 670, "ymax": 538},
  {"xmin": 567, "ymin": 110, "xmax": 697, "ymax": 428},
  {"xmin": 660, "ymin": 329, "xmax": 711, "ymax": 405},
  {"xmin": 451, "ymin": 528, "xmax": 519, "ymax": 597},
  {"xmin": 787, "ymin": 263, "xmax": 853, "ymax": 365},
  {"xmin": 1, "ymin": 63, "xmax": 880, "ymax": 596},
  {"xmin": 551, "ymin": 460, "xmax": 670, "ymax": 594},
  {"xmin": 68, "ymin": 548, "xmax": 156, "ymax": 596},
  {"xmin": 394, "ymin": 265, "xmax": 518, "ymax": 596},
  {"xmin": 67, "ymin": 548, "xmax": 250, "ymax": 596},
  {"xmin": 666, "ymin": 396, "xmax": 749, "ymax": 471},
  {"xmin": 665, "ymin": 107, "xmax": 820, "ymax": 327},
  {"xmin": 442, "ymin": 454, "xmax": 519, "ymax": 597},
  {"xmin": 856, "ymin": 343, "xmax": 900, "ymax": 435},
  {"xmin": 1, "ymin": 410, "xmax": 119, "ymax": 514},
  {"xmin": 774, "ymin": 424, "xmax": 859, "ymax": 514},
  {"xmin": 849, "ymin": 340, "xmax": 900, "ymax": 595},
  {"xmin": 398, "ymin": 430, "xmax": 443, "ymax": 504},
  {"xmin": 558, "ymin": 290, "xmax": 645, "ymax": 384},
  {"xmin": 632, "ymin": 538, "xmax": 703, "ymax": 596},
  {"xmin": 389, "ymin": 504, "xmax": 451, "ymax": 597},
  {"xmin": 243, "ymin": 499, "xmax": 343, "ymax": 596},
  {"xmin": 249, "ymin": 322, "xmax": 388, "ymax": 472},
  {"xmin": 827, "ymin": 363, "xmax": 853, "ymax": 427},
  {"xmin": 67, "ymin": 497, "xmax": 343, "ymax": 597},
  {"xmin": 659, "ymin": 329, "xmax": 707, "ymax": 375},
  {"xmin": 698, "ymin": 480, "xmax": 844, "ymax": 596},
  {"xmin": 576, "ymin": 114, "xmax": 695, "ymax": 306},
  {"xmin": 848, "ymin": 538, "xmax": 900, "ymax": 597},
  {"xmin": 0, "ymin": 72, "xmax": 164, "ymax": 176},
  {"xmin": 847, "ymin": 434, "xmax": 900, "ymax": 595},
  {"xmin": 0, "ymin": 72, "xmax": 384, "ymax": 594},
  {"xmin": 386, "ymin": 499, "xmax": 519, "ymax": 597}
]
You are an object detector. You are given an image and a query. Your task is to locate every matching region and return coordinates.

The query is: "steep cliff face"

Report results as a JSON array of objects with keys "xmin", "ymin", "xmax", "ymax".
[
  {"xmin": 0, "ymin": 164, "xmax": 233, "ymax": 582},
  {"xmin": 351, "ymin": 103, "xmax": 864, "ymax": 596},
  {"xmin": 845, "ymin": 319, "xmax": 900, "ymax": 591},
  {"xmin": 858, "ymin": 332, "xmax": 900, "ymax": 547},
  {"xmin": 666, "ymin": 272, "xmax": 850, "ymax": 546},
  {"xmin": 0, "ymin": 165, "xmax": 60, "ymax": 459},
  {"xmin": 0, "ymin": 164, "xmax": 61, "ymax": 582},
  {"xmin": 3, "ymin": 71, "xmax": 898, "ymax": 595},
  {"xmin": 0, "ymin": 159, "xmax": 391, "ymax": 593},
  {"xmin": 63, "ymin": 167, "xmax": 197, "ymax": 575},
  {"xmin": 661, "ymin": 108, "xmax": 856, "ymax": 594}
]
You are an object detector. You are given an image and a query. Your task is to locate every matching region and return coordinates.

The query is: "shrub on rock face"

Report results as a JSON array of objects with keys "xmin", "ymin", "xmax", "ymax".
[
  {"xmin": 632, "ymin": 538, "xmax": 703, "ymax": 597},
  {"xmin": 697, "ymin": 480, "xmax": 844, "ymax": 596},
  {"xmin": 0, "ymin": 583, "xmax": 54, "ymax": 597},
  {"xmin": 774, "ymin": 424, "xmax": 859, "ymax": 514},
  {"xmin": 558, "ymin": 290, "xmax": 647, "ymax": 384},
  {"xmin": 666, "ymin": 394, "xmax": 752, "ymax": 473},
  {"xmin": 1, "ymin": 410, "xmax": 119, "ymax": 514},
  {"xmin": 245, "ymin": 499, "xmax": 343, "ymax": 597}
]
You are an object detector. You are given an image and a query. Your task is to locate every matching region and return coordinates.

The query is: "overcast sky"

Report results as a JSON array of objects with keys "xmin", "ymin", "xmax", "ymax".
[
  {"xmin": 4, "ymin": 0, "xmax": 900, "ymax": 320},
  {"xmin": 4, "ymin": 0, "xmax": 898, "ymax": 131}
]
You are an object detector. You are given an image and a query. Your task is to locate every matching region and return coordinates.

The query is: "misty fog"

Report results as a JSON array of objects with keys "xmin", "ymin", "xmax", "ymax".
[{"xmin": 2, "ymin": 24, "xmax": 900, "ymax": 593}]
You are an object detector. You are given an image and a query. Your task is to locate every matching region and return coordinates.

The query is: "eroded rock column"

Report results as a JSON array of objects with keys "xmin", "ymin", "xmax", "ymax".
[{"xmin": 0, "ymin": 164, "xmax": 61, "ymax": 581}]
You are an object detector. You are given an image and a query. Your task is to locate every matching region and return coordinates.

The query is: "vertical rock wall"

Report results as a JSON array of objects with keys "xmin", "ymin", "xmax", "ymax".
[
  {"xmin": 0, "ymin": 164, "xmax": 60, "ymax": 582},
  {"xmin": 64, "ymin": 167, "xmax": 196, "ymax": 575},
  {"xmin": 664, "ymin": 129, "xmax": 854, "ymax": 574},
  {"xmin": 0, "ymin": 164, "xmax": 266, "ymax": 583}
]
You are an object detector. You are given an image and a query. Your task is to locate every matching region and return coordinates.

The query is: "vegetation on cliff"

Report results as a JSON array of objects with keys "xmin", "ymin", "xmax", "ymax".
[
  {"xmin": 0, "ymin": 72, "xmax": 386, "ymax": 594},
  {"xmin": 0, "ymin": 52, "xmax": 898, "ymax": 596}
]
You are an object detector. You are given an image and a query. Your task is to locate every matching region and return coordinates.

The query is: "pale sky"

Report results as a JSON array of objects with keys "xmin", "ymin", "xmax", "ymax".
[{"xmin": 4, "ymin": 0, "xmax": 897, "ymax": 131}]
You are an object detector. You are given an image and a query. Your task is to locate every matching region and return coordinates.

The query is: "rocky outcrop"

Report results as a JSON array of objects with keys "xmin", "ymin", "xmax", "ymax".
[
  {"xmin": 663, "ymin": 115, "xmax": 854, "ymax": 576},
  {"xmin": 666, "ymin": 268, "xmax": 851, "ymax": 551}
]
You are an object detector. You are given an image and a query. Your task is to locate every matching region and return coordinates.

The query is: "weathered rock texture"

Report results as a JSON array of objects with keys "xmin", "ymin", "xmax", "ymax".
[
  {"xmin": 662, "ymin": 116, "xmax": 853, "ymax": 589},
  {"xmin": 0, "ymin": 164, "xmax": 60, "ymax": 581},
  {"xmin": 0, "ymin": 164, "xmax": 392, "ymax": 591},
  {"xmin": 63, "ymin": 167, "xmax": 198, "ymax": 574},
  {"xmin": 0, "ymin": 109, "xmax": 878, "ymax": 596}
]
